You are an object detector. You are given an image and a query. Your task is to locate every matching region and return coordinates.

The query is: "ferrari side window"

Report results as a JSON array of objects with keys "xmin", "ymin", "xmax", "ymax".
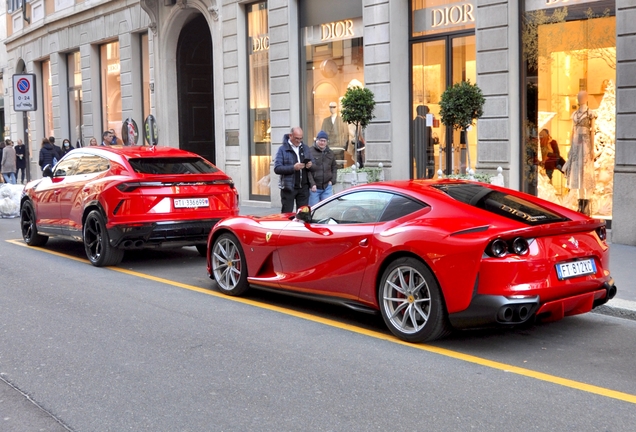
[
  {"xmin": 379, "ymin": 195, "xmax": 426, "ymax": 222},
  {"xmin": 312, "ymin": 191, "xmax": 393, "ymax": 224}
]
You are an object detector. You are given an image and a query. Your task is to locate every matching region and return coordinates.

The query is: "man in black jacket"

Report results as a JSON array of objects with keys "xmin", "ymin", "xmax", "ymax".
[
  {"xmin": 308, "ymin": 130, "xmax": 337, "ymax": 206},
  {"xmin": 273, "ymin": 127, "xmax": 315, "ymax": 213}
]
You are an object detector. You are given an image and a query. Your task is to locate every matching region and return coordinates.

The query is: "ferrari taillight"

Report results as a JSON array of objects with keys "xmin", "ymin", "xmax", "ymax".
[{"xmin": 596, "ymin": 226, "xmax": 607, "ymax": 241}]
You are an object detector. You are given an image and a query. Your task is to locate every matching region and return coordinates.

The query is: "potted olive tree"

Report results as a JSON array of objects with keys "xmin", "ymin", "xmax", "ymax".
[{"xmin": 439, "ymin": 80, "xmax": 485, "ymax": 174}]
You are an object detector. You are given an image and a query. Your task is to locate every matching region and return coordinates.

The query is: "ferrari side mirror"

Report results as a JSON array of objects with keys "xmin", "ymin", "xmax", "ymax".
[{"xmin": 295, "ymin": 205, "xmax": 312, "ymax": 223}]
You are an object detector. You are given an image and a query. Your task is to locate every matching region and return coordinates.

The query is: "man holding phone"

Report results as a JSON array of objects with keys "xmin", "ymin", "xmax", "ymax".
[{"xmin": 274, "ymin": 126, "xmax": 315, "ymax": 213}]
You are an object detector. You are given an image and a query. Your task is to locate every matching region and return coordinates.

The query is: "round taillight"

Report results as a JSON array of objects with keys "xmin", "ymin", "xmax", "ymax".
[
  {"xmin": 512, "ymin": 237, "xmax": 529, "ymax": 255},
  {"xmin": 596, "ymin": 226, "xmax": 607, "ymax": 241},
  {"xmin": 489, "ymin": 239, "xmax": 508, "ymax": 257}
]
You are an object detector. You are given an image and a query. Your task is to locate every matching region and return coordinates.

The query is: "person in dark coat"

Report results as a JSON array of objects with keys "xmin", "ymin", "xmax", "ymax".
[
  {"xmin": 39, "ymin": 138, "xmax": 57, "ymax": 171},
  {"xmin": 308, "ymin": 130, "xmax": 338, "ymax": 207},
  {"xmin": 61, "ymin": 138, "xmax": 75, "ymax": 155},
  {"xmin": 14, "ymin": 139, "xmax": 27, "ymax": 184},
  {"xmin": 274, "ymin": 127, "xmax": 315, "ymax": 213},
  {"xmin": 49, "ymin": 136, "xmax": 63, "ymax": 160}
]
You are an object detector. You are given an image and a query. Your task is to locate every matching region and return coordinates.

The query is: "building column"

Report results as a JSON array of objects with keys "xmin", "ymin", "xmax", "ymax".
[
  {"xmin": 613, "ymin": 0, "xmax": 636, "ymax": 245},
  {"xmin": 475, "ymin": 0, "xmax": 519, "ymax": 189}
]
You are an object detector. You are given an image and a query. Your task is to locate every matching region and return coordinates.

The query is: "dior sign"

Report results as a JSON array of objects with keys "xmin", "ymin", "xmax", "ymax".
[
  {"xmin": 432, "ymin": 4, "xmax": 475, "ymax": 28},
  {"xmin": 304, "ymin": 18, "xmax": 363, "ymax": 46},
  {"xmin": 413, "ymin": 1, "xmax": 475, "ymax": 34}
]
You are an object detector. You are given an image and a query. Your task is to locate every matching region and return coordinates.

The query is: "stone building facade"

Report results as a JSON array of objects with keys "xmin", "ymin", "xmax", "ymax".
[{"xmin": 2, "ymin": 0, "xmax": 635, "ymax": 245}]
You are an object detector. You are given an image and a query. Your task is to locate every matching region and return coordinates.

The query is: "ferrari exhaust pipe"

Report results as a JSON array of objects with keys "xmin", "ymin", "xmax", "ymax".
[
  {"xmin": 123, "ymin": 240, "xmax": 133, "ymax": 248},
  {"xmin": 498, "ymin": 307, "xmax": 514, "ymax": 322},
  {"xmin": 517, "ymin": 305, "xmax": 529, "ymax": 321},
  {"xmin": 134, "ymin": 240, "xmax": 144, "ymax": 248}
]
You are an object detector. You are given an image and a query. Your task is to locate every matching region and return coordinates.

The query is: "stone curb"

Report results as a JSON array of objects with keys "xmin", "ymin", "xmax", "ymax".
[{"xmin": 592, "ymin": 299, "xmax": 636, "ymax": 321}]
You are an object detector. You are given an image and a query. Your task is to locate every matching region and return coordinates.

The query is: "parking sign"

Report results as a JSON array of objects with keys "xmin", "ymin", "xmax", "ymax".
[{"xmin": 13, "ymin": 74, "xmax": 37, "ymax": 111}]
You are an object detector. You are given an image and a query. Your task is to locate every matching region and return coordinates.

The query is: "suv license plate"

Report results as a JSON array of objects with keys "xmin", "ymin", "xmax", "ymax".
[{"xmin": 174, "ymin": 198, "xmax": 209, "ymax": 209}]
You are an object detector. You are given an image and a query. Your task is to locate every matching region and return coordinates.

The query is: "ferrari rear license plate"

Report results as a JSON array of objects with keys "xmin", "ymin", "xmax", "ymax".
[
  {"xmin": 556, "ymin": 259, "xmax": 596, "ymax": 280},
  {"xmin": 174, "ymin": 198, "xmax": 209, "ymax": 208}
]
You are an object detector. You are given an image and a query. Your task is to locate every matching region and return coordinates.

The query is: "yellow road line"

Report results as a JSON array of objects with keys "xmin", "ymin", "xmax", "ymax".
[{"xmin": 7, "ymin": 238, "xmax": 636, "ymax": 405}]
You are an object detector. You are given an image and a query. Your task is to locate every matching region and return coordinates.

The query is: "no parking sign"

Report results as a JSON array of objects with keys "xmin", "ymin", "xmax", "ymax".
[{"xmin": 12, "ymin": 74, "xmax": 37, "ymax": 111}]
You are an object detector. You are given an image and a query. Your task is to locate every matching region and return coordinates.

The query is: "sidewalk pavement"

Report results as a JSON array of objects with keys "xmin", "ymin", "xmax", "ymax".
[{"xmin": 238, "ymin": 203, "xmax": 636, "ymax": 321}]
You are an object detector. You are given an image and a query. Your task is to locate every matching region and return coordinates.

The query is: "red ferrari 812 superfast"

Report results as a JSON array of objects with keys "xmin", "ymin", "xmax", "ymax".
[{"xmin": 207, "ymin": 180, "xmax": 616, "ymax": 342}]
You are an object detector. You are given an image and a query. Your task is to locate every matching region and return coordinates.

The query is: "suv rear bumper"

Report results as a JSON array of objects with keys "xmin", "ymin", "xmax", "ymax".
[{"xmin": 109, "ymin": 219, "xmax": 221, "ymax": 248}]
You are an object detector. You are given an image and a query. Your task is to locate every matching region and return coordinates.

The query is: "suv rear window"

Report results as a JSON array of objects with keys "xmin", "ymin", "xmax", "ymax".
[
  {"xmin": 128, "ymin": 157, "xmax": 219, "ymax": 175},
  {"xmin": 433, "ymin": 183, "xmax": 568, "ymax": 225}
]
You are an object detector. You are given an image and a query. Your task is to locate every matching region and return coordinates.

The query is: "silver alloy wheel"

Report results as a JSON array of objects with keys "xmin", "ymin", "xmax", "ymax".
[
  {"xmin": 381, "ymin": 265, "xmax": 431, "ymax": 335},
  {"xmin": 212, "ymin": 236, "xmax": 243, "ymax": 292}
]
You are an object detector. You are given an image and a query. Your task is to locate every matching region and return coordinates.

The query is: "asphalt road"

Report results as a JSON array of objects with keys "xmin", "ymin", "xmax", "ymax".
[{"xmin": 1, "ymin": 217, "xmax": 636, "ymax": 431}]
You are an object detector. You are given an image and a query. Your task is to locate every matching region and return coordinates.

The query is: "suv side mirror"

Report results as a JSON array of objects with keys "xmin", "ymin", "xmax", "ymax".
[{"xmin": 42, "ymin": 165, "xmax": 54, "ymax": 178}]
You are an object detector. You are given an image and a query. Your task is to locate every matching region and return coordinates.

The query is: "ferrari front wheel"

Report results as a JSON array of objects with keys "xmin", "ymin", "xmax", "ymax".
[
  {"xmin": 83, "ymin": 210, "xmax": 124, "ymax": 267},
  {"xmin": 379, "ymin": 257, "xmax": 450, "ymax": 343},
  {"xmin": 211, "ymin": 233, "xmax": 249, "ymax": 296}
]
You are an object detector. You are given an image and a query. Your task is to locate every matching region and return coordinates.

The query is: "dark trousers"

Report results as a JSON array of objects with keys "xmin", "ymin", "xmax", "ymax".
[
  {"xmin": 281, "ymin": 186, "xmax": 309, "ymax": 213},
  {"xmin": 16, "ymin": 166, "xmax": 26, "ymax": 183}
]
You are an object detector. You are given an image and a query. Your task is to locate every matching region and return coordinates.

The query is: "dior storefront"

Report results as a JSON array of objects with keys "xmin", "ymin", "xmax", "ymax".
[{"xmin": 3, "ymin": 0, "xmax": 635, "ymax": 244}]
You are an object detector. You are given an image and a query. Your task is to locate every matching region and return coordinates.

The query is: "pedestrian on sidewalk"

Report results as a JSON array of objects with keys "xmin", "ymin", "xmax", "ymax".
[
  {"xmin": 14, "ymin": 139, "xmax": 27, "ymax": 184},
  {"xmin": 1, "ymin": 140, "xmax": 17, "ymax": 184},
  {"xmin": 308, "ymin": 130, "xmax": 337, "ymax": 207},
  {"xmin": 274, "ymin": 127, "xmax": 315, "ymax": 213}
]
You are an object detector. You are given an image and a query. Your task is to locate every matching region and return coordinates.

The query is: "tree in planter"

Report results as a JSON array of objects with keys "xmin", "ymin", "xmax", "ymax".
[
  {"xmin": 439, "ymin": 80, "xmax": 485, "ymax": 174},
  {"xmin": 340, "ymin": 86, "xmax": 376, "ymax": 168}
]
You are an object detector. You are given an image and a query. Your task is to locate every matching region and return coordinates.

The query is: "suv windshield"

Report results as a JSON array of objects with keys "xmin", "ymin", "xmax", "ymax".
[
  {"xmin": 433, "ymin": 183, "xmax": 568, "ymax": 225},
  {"xmin": 128, "ymin": 157, "xmax": 219, "ymax": 175}
]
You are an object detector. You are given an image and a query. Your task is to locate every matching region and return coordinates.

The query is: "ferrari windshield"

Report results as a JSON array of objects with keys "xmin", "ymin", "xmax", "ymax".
[
  {"xmin": 128, "ymin": 157, "xmax": 219, "ymax": 175},
  {"xmin": 434, "ymin": 183, "xmax": 568, "ymax": 225}
]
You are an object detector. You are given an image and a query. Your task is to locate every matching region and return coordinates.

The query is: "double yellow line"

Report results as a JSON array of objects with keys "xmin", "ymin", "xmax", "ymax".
[{"xmin": 7, "ymin": 238, "xmax": 636, "ymax": 405}]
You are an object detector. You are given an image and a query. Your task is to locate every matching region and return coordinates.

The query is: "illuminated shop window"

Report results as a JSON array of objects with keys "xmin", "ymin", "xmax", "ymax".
[
  {"xmin": 101, "ymin": 41, "xmax": 122, "ymax": 134},
  {"xmin": 302, "ymin": 18, "xmax": 364, "ymax": 169},
  {"xmin": 141, "ymin": 33, "xmax": 151, "ymax": 123},
  {"xmin": 42, "ymin": 60, "xmax": 54, "ymax": 137},
  {"xmin": 67, "ymin": 52, "xmax": 83, "ymax": 146},
  {"xmin": 247, "ymin": 1, "xmax": 271, "ymax": 200},
  {"xmin": 523, "ymin": 3, "xmax": 616, "ymax": 219},
  {"xmin": 410, "ymin": 0, "xmax": 476, "ymax": 178}
]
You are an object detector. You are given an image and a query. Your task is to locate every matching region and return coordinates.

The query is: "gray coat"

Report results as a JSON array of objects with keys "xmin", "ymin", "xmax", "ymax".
[{"xmin": 1, "ymin": 145, "xmax": 17, "ymax": 174}]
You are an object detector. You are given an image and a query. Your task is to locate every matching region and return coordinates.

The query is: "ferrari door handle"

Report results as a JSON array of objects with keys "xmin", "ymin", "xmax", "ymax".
[{"xmin": 359, "ymin": 238, "xmax": 369, "ymax": 247}]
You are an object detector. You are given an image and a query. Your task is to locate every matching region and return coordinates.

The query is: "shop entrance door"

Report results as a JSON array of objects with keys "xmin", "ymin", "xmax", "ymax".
[
  {"xmin": 176, "ymin": 14, "xmax": 216, "ymax": 164},
  {"xmin": 411, "ymin": 34, "xmax": 476, "ymax": 177}
]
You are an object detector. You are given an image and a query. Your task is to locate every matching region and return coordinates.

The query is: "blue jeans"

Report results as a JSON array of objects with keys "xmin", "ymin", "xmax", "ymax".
[
  {"xmin": 309, "ymin": 183, "xmax": 333, "ymax": 207},
  {"xmin": 3, "ymin": 172, "xmax": 16, "ymax": 184}
]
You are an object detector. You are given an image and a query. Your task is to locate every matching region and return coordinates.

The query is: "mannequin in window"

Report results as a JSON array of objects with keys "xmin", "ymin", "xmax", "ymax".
[
  {"xmin": 413, "ymin": 105, "xmax": 434, "ymax": 178},
  {"xmin": 563, "ymin": 91, "xmax": 596, "ymax": 215},
  {"xmin": 320, "ymin": 101, "xmax": 347, "ymax": 161}
]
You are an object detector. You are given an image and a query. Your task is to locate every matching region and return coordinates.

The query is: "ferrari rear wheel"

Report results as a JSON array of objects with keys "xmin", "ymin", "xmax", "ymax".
[
  {"xmin": 379, "ymin": 257, "xmax": 451, "ymax": 343},
  {"xmin": 83, "ymin": 210, "xmax": 124, "ymax": 267},
  {"xmin": 211, "ymin": 233, "xmax": 249, "ymax": 296},
  {"xmin": 20, "ymin": 201, "xmax": 49, "ymax": 246}
]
